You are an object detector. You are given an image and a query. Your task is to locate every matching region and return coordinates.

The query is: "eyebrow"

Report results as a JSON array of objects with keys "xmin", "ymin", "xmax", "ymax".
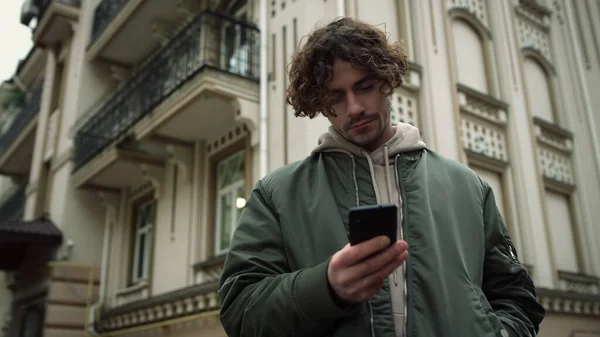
[{"xmin": 329, "ymin": 75, "xmax": 379, "ymax": 93}]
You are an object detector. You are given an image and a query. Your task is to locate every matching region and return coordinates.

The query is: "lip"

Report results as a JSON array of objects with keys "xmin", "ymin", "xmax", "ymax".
[{"xmin": 350, "ymin": 119, "xmax": 374, "ymax": 130}]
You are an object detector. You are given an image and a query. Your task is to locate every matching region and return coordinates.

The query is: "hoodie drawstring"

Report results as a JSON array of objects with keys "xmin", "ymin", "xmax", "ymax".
[
  {"xmin": 360, "ymin": 149, "xmax": 381, "ymax": 203},
  {"xmin": 383, "ymin": 146, "xmax": 399, "ymax": 287},
  {"xmin": 350, "ymin": 156, "xmax": 360, "ymax": 207},
  {"xmin": 358, "ymin": 148, "xmax": 399, "ymax": 289}
]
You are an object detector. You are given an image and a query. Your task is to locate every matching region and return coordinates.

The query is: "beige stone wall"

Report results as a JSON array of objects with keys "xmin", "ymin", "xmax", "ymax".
[
  {"xmin": 539, "ymin": 313, "xmax": 600, "ymax": 337},
  {"xmin": 5, "ymin": 0, "xmax": 599, "ymax": 336}
]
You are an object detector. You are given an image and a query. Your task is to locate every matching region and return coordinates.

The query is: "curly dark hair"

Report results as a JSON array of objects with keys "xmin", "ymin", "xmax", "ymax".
[{"xmin": 286, "ymin": 17, "xmax": 408, "ymax": 118}]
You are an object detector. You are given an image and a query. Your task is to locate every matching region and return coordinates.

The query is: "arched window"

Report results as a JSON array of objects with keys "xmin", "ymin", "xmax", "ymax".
[
  {"xmin": 452, "ymin": 19, "xmax": 488, "ymax": 93},
  {"xmin": 523, "ymin": 57, "xmax": 555, "ymax": 123}
]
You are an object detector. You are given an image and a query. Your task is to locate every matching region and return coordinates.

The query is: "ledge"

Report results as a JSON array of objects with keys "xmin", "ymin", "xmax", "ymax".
[
  {"xmin": 457, "ymin": 84, "xmax": 509, "ymax": 112},
  {"xmin": 537, "ymin": 287, "xmax": 600, "ymax": 317},
  {"xmin": 533, "ymin": 117, "xmax": 573, "ymax": 139},
  {"xmin": 97, "ymin": 281, "xmax": 220, "ymax": 332},
  {"xmin": 192, "ymin": 254, "xmax": 226, "ymax": 272}
]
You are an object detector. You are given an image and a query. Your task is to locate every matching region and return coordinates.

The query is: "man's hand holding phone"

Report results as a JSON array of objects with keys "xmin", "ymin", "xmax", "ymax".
[{"xmin": 327, "ymin": 236, "xmax": 408, "ymax": 304}]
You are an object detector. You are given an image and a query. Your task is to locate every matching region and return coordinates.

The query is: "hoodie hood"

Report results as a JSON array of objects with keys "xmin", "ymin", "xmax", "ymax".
[{"xmin": 312, "ymin": 122, "xmax": 426, "ymax": 164}]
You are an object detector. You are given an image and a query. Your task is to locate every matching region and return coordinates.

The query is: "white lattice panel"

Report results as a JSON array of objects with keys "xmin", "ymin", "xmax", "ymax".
[
  {"xmin": 461, "ymin": 117, "xmax": 507, "ymax": 162},
  {"xmin": 446, "ymin": 0, "xmax": 489, "ymax": 28},
  {"xmin": 517, "ymin": 17, "xmax": 552, "ymax": 62},
  {"xmin": 390, "ymin": 91, "xmax": 419, "ymax": 127},
  {"xmin": 539, "ymin": 147, "xmax": 574, "ymax": 185}
]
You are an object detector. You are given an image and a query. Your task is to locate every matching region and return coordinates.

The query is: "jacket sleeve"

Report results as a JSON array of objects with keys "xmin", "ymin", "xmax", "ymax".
[
  {"xmin": 481, "ymin": 184, "xmax": 546, "ymax": 337},
  {"xmin": 218, "ymin": 179, "xmax": 355, "ymax": 337}
]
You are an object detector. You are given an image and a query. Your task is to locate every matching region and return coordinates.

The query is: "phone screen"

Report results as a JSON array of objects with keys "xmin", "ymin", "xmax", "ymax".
[{"xmin": 347, "ymin": 204, "xmax": 398, "ymax": 246}]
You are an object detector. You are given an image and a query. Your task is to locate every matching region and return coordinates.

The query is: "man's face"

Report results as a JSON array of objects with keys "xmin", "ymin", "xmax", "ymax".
[{"xmin": 324, "ymin": 59, "xmax": 394, "ymax": 151}]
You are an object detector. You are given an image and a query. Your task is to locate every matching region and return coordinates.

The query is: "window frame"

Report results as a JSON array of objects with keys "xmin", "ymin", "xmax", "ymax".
[
  {"xmin": 214, "ymin": 149, "xmax": 246, "ymax": 255},
  {"xmin": 130, "ymin": 195, "xmax": 156, "ymax": 285}
]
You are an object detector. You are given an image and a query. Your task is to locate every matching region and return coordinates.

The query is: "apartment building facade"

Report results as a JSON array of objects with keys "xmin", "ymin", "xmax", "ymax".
[{"xmin": 0, "ymin": 0, "xmax": 598, "ymax": 336}]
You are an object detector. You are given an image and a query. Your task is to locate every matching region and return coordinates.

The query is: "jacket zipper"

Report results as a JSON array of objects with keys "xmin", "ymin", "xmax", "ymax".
[
  {"xmin": 394, "ymin": 155, "xmax": 408, "ymax": 337},
  {"xmin": 350, "ymin": 154, "xmax": 376, "ymax": 337}
]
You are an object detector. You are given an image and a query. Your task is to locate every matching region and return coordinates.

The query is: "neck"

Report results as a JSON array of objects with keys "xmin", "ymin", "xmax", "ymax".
[{"xmin": 364, "ymin": 124, "xmax": 395, "ymax": 152}]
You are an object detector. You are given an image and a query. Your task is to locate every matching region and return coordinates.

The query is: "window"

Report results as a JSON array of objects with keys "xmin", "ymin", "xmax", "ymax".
[
  {"xmin": 472, "ymin": 167, "xmax": 506, "ymax": 218},
  {"xmin": 545, "ymin": 189, "xmax": 579, "ymax": 272},
  {"xmin": 132, "ymin": 199, "xmax": 155, "ymax": 284},
  {"xmin": 215, "ymin": 150, "xmax": 246, "ymax": 254},
  {"xmin": 523, "ymin": 57, "xmax": 555, "ymax": 123},
  {"xmin": 452, "ymin": 20, "xmax": 489, "ymax": 93},
  {"xmin": 19, "ymin": 305, "xmax": 44, "ymax": 337},
  {"xmin": 221, "ymin": 1, "xmax": 250, "ymax": 75}
]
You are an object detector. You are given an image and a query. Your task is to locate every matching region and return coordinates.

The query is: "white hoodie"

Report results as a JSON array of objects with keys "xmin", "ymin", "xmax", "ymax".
[{"xmin": 312, "ymin": 122, "xmax": 426, "ymax": 337}]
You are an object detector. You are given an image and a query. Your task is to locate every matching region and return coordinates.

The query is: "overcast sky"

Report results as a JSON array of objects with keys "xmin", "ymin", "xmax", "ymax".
[{"xmin": 0, "ymin": 1, "xmax": 34, "ymax": 83}]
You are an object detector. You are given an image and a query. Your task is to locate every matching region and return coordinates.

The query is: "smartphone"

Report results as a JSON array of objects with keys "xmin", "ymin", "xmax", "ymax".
[{"xmin": 347, "ymin": 204, "xmax": 398, "ymax": 246}]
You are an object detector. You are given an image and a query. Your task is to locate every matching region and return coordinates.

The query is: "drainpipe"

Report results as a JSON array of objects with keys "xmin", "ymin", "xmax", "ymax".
[
  {"xmin": 86, "ymin": 200, "xmax": 114, "ymax": 336},
  {"xmin": 337, "ymin": 0, "xmax": 345, "ymax": 17},
  {"xmin": 259, "ymin": 0, "xmax": 269, "ymax": 178}
]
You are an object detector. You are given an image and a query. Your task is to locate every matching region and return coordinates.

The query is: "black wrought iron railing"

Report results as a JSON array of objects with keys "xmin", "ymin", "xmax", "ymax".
[
  {"xmin": 0, "ymin": 185, "xmax": 26, "ymax": 221},
  {"xmin": 89, "ymin": 0, "xmax": 129, "ymax": 47},
  {"xmin": 73, "ymin": 10, "xmax": 259, "ymax": 171},
  {"xmin": 0, "ymin": 83, "xmax": 44, "ymax": 158},
  {"xmin": 36, "ymin": 0, "xmax": 81, "ymax": 23}
]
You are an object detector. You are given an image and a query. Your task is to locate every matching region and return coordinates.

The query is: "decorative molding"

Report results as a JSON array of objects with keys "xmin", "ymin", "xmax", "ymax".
[
  {"xmin": 446, "ymin": 0, "xmax": 490, "ymax": 31},
  {"xmin": 206, "ymin": 125, "xmax": 249, "ymax": 154},
  {"xmin": 139, "ymin": 164, "xmax": 164, "ymax": 199},
  {"xmin": 114, "ymin": 281, "xmax": 150, "ymax": 308},
  {"xmin": 129, "ymin": 181, "xmax": 154, "ymax": 200},
  {"xmin": 516, "ymin": 0, "xmax": 552, "ymax": 27},
  {"xmin": 166, "ymin": 144, "xmax": 193, "ymax": 183},
  {"xmin": 533, "ymin": 117, "xmax": 573, "ymax": 153},
  {"xmin": 457, "ymin": 84, "xmax": 509, "ymax": 125},
  {"xmin": 558, "ymin": 270, "xmax": 600, "ymax": 295},
  {"xmin": 458, "ymin": 85, "xmax": 509, "ymax": 163},
  {"xmin": 193, "ymin": 254, "xmax": 226, "ymax": 285},
  {"xmin": 97, "ymin": 190, "xmax": 121, "ymax": 217},
  {"xmin": 233, "ymin": 97, "xmax": 260, "ymax": 146},
  {"xmin": 533, "ymin": 118, "xmax": 575, "ymax": 186},
  {"xmin": 515, "ymin": 1, "xmax": 553, "ymax": 64},
  {"xmin": 97, "ymin": 281, "xmax": 219, "ymax": 333},
  {"xmin": 537, "ymin": 287, "xmax": 600, "ymax": 317}
]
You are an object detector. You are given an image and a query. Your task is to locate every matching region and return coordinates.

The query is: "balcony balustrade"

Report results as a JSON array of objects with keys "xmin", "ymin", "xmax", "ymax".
[{"xmin": 73, "ymin": 10, "xmax": 259, "ymax": 171}]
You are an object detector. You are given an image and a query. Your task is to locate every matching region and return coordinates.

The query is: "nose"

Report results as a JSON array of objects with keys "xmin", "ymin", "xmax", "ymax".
[{"xmin": 346, "ymin": 92, "xmax": 365, "ymax": 117}]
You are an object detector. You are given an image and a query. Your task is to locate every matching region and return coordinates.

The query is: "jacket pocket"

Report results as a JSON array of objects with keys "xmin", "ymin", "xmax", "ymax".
[{"xmin": 471, "ymin": 284, "xmax": 509, "ymax": 337}]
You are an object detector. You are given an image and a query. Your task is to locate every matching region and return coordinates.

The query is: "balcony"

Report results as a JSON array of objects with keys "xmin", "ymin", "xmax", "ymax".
[
  {"xmin": 95, "ymin": 281, "xmax": 219, "ymax": 333},
  {"xmin": 0, "ymin": 185, "xmax": 26, "ymax": 221},
  {"xmin": 0, "ymin": 83, "xmax": 43, "ymax": 178},
  {"xmin": 29, "ymin": 0, "xmax": 81, "ymax": 47},
  {"xmin": 72, "ymin": 10, "xmax": 260, "ymax": 190},
  {"xmin": 88, "ymin": 0, "xmax": 203, "ymax": 65}
]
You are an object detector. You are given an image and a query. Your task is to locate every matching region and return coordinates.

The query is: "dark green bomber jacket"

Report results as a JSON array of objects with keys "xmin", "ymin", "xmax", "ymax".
[{"xmin": 218, "ymin": 148, "xmax": 546, "ymax": 337}]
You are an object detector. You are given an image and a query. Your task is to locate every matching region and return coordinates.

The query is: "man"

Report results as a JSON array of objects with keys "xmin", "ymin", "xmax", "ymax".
[{"xmin": 218, "ymin": 17, "xmax": 545, "ymax": 337}]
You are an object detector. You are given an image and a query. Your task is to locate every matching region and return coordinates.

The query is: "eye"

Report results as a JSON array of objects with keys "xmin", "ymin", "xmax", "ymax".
[
  {"xmin": 331, "ymin": 93, "xmax": 345, "ymax": 104},
  {"xmin": 358, "ymin": 84, "xmax": 375, "ymax": 92}
]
